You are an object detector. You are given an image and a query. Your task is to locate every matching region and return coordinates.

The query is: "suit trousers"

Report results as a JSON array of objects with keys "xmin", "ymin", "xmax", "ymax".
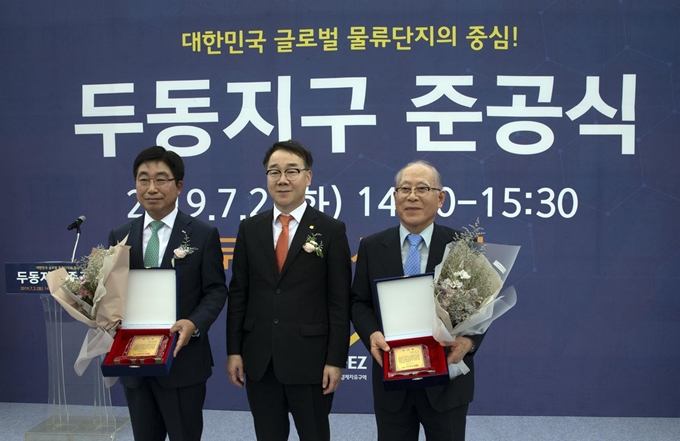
[
  {"xmin": 124, "ymin": 377, "xmax": 207, "ymax": 441},
  {"xmin": 245, "ymin": 362, "xmax": 333, "ymax": 441},
  {"xmin": 374, "ymin": 387, "xmax": 468, "ymax": 441}
]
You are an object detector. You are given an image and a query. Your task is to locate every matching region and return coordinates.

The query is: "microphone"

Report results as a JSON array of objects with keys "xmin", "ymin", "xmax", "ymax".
[{"xmin": 67, "ymin": 215, "xmax": 86, "ymax": 231}]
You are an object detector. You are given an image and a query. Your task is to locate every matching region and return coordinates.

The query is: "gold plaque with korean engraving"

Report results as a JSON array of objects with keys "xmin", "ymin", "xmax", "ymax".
[
  {"xmin": 387, "ymin": 344, "xmax": 434, "ymax": 377},
  {"xmin": 393, "ymin": 344, "xmax": 426, "ymax": 370},
  {"xmin": 114, "ymin": 334, "xmax": 170, "ymax": 365},
  {"xmin": 127, "ymin": 335, "xmax": 163, "ymax": 357}
]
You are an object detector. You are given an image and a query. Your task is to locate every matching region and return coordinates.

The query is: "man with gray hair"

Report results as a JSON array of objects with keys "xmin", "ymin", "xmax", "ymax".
[{"xmin": 351, "ymin": 160, "xmax": 483, "ymax": 440}]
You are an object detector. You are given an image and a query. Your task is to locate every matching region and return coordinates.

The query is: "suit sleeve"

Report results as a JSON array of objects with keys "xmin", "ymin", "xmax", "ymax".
[
  {"xmin": 108, "ymin": 230, "xmax": 116, "ymax": 248},
  {"xmin": 185, "ymin": 226, "xmax": 228, "ymax": 334},
  {"xmin": 350, "ymin": 238, "xmax": 382, "ymax": 352},
  {"xmin": 226, "ymin": 220, "xmax": 249, "ymax": 355},
  {"xmin": 108, "ymin": 227, "xmax": 126, "ymax": 248},
  {"xmin": 324, "ymin": 220, "xmax": 352, "ymax": 368}
]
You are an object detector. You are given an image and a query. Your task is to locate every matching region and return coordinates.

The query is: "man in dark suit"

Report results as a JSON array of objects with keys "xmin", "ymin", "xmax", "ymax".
[
  {"xmin": 226, "ymin": 140, "xmax": 351, "ymax": 441},
  {"xmin": 109, "ymin": 146, "xmax": 228, "ymax": 441},
  {"xmin": 351, "ymin": 161, "xmax": 484, "ymax": 441}
]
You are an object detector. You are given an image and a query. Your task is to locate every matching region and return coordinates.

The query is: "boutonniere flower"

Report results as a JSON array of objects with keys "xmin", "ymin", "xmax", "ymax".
[
  {"xmin": 302, "ymin": 230, "xmax": 323, "ymax": 258},
  {"xmin": 172, "ymin": 230, "xmax": 198, "ymax": 266}
]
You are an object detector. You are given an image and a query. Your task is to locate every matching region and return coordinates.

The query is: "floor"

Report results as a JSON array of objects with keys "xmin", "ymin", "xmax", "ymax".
[{"xmin": 1, "ymin": 402, "xmax": 678, "ymax": 440}]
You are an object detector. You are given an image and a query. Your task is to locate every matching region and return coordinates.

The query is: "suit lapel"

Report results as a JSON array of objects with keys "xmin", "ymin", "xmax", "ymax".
[
  {"xmin": 426, "ymin": 224, "xmax": 454, "ymax": 272},
  {"xmin": 128, "ymin": 218, "xmax": 145, "ymax": 269},
  {"xmin": 279, "ymin": 206, "xmax": 318, "ymax": 278},
  {"xmin": 379, "ymin": 227, "xmax": 404, "ymax": 277},
  {"xmin": 257, "ymin": 210, "xmax": 279, "ymax": 279},
  {"xmin": 162, "ymin": 211, "xmax": 193, "ymax": 268}
]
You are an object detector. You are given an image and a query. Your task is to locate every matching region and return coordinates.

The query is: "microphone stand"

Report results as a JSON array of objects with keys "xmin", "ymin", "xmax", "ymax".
[{"xmin": 71, "ymin": 225, "xmax": 81, "ymax": 262}]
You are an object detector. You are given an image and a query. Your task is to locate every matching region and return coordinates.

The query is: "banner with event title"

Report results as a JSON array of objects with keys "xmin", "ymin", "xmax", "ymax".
[{"xmin": 1, "ymin": 0, "xmax": 678, "ymax": 417}]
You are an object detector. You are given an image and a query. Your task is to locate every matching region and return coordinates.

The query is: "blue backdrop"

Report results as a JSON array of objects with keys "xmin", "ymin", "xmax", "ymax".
[{"xmin": 1, "ymin": 0, "xmax": 679, "ymax": 417}]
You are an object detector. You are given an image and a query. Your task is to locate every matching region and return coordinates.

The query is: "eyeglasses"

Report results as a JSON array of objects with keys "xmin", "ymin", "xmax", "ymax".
[
  {"xmin": 136, "ymin": 178, "xmax": 176, "ymax": 188},
  {"xmin": 265, "ymin": 168, "xmax": 309, "ymax": 181},
  {"xmin": 394, "ymin": 186, "xmax": 442, "ymax": 196}
]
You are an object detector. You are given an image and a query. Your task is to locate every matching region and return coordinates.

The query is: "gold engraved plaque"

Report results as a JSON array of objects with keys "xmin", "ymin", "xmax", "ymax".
[
  {"xmin": 114, "ymin": 334, "xmax": 170, "ymax": 365},
  {"xmin": 393, "ymin": 345, "xmax": 426, "ymax": 371},
  {"xmin": 127, "ymin": 335, "xmax": 163, "ymax": 357},
  {"xmin": 387, "ymin": 344, "xmax": 434, "ymax": 378}
]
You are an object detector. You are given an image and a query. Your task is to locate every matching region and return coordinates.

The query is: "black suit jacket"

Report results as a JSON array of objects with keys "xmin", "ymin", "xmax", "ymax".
[
  {"xmin": 226, "ymin": 205, "xmax": 351, "ymax": 384},
  {"xmin": 108, "ymin": 210, "xmax": 228, "ymax": 389},
  {"xmin": 351, "ymin": 223, "xmax": 485, "ymax": 412}
]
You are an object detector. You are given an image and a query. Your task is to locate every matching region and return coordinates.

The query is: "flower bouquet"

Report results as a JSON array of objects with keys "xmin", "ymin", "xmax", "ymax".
[
  {"xmin": 45, "ymin": 235, "xmax": 130, "ymax": 384},
  {"xmin": 432, "ymin": 221, "xmax": 520, "ymax": 379}
]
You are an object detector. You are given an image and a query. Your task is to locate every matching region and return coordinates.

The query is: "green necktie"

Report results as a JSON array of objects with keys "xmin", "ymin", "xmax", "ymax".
[{"xmin": 144, "ymin": 220, "xmax": 164, "ymax": 268}]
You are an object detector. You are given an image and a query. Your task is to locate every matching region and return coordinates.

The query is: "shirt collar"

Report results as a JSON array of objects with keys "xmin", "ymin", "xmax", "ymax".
[
  {"xmin": 144, "ymin": 207, "xmax": 178, "ymax": 230},
  {"xmin": 273, "ymin": 202, "xmax": 307, "ymax": 224},
  {"xmin": 399, "ymin": 222, "xmax": 434, "ymax": 248}
]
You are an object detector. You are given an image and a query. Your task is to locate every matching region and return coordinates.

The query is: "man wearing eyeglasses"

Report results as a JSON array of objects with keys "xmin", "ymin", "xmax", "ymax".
[
  {"xmin": 226, "ymin": 140, "xmax": 351, "ymax": 441},
  {"xmin": 108, "ymin": 146, "xmax": 228, "ymax": 441},
  {"xmin": 351, "ymin": 161, "xmax": 482, "ymax": 441}
]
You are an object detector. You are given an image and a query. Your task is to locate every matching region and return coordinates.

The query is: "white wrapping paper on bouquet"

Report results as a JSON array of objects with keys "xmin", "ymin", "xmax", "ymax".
[
  {"xmin": 45, "ymin": 235, "xmax": 130, "ymax": 387},
  {"xmin": 432, "ymin": 241, "xmax": 520, "ymax": 379}
]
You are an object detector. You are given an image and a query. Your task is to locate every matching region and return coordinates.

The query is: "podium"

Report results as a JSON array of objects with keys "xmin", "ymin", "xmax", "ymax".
[{"xmin": 5, "ymin": 262, "xmax": 130, "ymax": 440}]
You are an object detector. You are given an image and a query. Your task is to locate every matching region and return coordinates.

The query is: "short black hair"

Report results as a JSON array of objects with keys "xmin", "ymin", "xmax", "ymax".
[
  {"xmin": 133, "ymin": 146, "xmax": 185, "ymax": 183},
  {"xmin": 262, "ymin": 140, "xmax": 313, "ymax": 169}
]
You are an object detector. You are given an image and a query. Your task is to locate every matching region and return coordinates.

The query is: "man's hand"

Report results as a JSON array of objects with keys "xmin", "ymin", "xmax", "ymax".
[
  {"xmin": 226, "ymin": 355, "xmax": 245, "ymax": 387},
  {"xmin": 169, "ymin": 319, "xmax": 197, "ymax": 357},
  {"xmin": 369, "ymin": 331, "xmax": 390, "ymax": 367},
  {"xmin": 441, "ymin": 337, "xmax": 474, "ymax": 364},
  {"xmin": 322, "ymin": 365, "xmax": 342, "ymax": 395}
]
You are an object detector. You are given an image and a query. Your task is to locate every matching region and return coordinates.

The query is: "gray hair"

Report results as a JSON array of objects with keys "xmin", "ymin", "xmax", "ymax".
[{"xmin": 394, "ymin": 160, "xmax": 443, "ymax": 188}]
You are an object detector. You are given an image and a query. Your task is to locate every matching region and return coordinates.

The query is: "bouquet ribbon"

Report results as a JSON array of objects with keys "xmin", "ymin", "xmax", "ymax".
[
  {"xmin": 433, "ymin": 286, "xmax": 517, "ymax": 378},
  {"xmin": 74, "ymin": 327, "xmax": 118, "ymax": 388}
]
